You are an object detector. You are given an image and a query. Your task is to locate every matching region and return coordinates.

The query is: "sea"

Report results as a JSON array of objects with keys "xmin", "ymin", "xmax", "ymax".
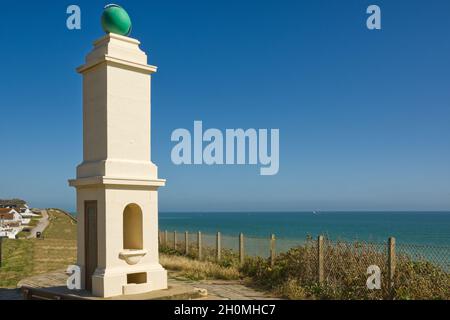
[
  {"xmin": 69, "ymin": 210, "xmax": 450, "ymax": 265},
  {"xmin": 158, "ymin": 211, "xmax": 450, "ymax": 246}
]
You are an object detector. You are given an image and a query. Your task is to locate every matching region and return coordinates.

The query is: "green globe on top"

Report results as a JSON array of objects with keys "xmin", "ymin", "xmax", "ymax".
[{"xmin": 101, "ymin": 4, "xmax": 132, "ymax": 36}]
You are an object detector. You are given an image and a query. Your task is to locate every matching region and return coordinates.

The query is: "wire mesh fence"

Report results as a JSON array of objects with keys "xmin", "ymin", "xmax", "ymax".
[
  {"xmin": 159, "ymin": 230, "xmax": 450, "ymax": 299},
  {"xmin": 396, "ymin": 243, "xmax": 450, "ymax": 272},
  {"xmin": 321, "ymin": 239, "xmax": 390, "ymax": 299}
]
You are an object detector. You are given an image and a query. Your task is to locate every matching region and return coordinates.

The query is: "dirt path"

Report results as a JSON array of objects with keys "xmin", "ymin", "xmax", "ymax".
[{"xmin": 27, "ymin": 210, "xmax": 49, "ymax": 239}]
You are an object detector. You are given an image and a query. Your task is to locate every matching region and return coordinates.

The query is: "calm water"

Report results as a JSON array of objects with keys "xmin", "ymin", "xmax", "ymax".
[{"xmin": 159, "ymin": 211, "xmax": 450, "ymax": 246}]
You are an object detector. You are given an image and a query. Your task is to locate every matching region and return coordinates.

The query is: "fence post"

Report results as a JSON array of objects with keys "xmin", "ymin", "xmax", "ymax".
[
  {"xmin": 164, "ymin": 230, "xmax": 168, "ymax": 246},
  {"xmin": 173, "ymin": 231, "xmax": 177, "ymax": 250},
  {"xmin": 216, "ymin": 232, "xmax": 221, "ymax": 261},
  {"xmin": 185, "ymin": 231, "xmax": 189, "ymax": 255},
  {"xmin": 388, "ymin": 237, "xmax": 396, "ymax": 294},
  {"xmin": 239, "ymin": 233, "xmax": 245, "ymax": 265},
  {"xmin": 317, "ymin": 235, "xmax": 324, "ymax": 284},
  {"xmin": 270, "ymin": 234, "xmax": 276, "ymax": 267},
  {"xmin": 198, "ymin": 231, "xmax": 202, "ymax": 260}
]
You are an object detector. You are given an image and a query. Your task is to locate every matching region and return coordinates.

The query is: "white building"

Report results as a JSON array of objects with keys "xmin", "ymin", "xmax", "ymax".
[
  {"xmin": 0, "ymin": 228, "xmax": 20, "ymax": 239},
  {"xmin": 0, "ymin": 208, "xmax": 23, "ymax": 225},
  {"xmin": 0, "ymin": 207, "xmax": 34, "ymax": 239},
  {"xmin": 20, "ymin": 205, "xmax": 40, "ymax": 218}
]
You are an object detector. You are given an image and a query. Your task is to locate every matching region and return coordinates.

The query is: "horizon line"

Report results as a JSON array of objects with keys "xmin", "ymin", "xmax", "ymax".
[{"xmin": 159, "ymin": 210, "xmax": 450, "ymax": 214}]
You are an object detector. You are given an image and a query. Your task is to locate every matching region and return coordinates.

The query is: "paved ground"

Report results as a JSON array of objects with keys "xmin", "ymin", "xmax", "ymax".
[
  {"xmin": 27, "ymin": 210, "xmax": 49, "ymax": 239},
  {"xmin": 182, "ymin": 279, "xmax": 280, "ymax": 300},
  {"xmin": 0, "ymin": 270, "xmax": 279, "ymax": 300}
]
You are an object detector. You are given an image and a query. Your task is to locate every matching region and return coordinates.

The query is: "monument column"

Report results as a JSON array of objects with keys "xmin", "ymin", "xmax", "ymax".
[{"xmin": 69, "ymin": 5, "xmax": 167, "ymax": 298}]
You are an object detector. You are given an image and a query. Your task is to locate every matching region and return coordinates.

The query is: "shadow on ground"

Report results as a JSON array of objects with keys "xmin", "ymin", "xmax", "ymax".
[{"xmin": 0, "ymin": 288, "xmax": 22, "ymax": 300}]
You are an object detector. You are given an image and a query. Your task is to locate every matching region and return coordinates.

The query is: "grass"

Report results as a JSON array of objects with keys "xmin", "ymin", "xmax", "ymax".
[
  {"xmin": 27, "ymin": 217, "xmax": 41, "ymax": 228},
  {"xmin": 160, "ymin": 254, "xmax": 240, "ymax": 281},
  {"xmin": 33, "ymin": 209, "xmax": 77, "ymax": 275},
  {"xmin": 32, "ymin": 238, "xmax": 76, "ymax": 275},
  {"xmin": 16, "ymin": 231, "xmax": 30, "ymax": 239},
  {"xmin": 0, "ymin": 209, "xmax": 77, "ymax": 288},
  {"xmin": 0, "ymin": 240, "xmax": 34, "ymax": 288},
  {"xmin": 43, "ymin": 209, "xmax": 77, "ymax": 240}
]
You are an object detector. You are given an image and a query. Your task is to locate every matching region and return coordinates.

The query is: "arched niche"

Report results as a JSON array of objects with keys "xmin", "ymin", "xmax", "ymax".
[{"xmin": 123, "ymin": 204, "xmax": 143, "ymax": 250}]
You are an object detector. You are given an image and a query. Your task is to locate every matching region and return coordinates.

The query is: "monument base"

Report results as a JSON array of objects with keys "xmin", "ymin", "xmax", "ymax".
[
  {"xmin": 92, "ymin": 264, "xmax": 168, "ymax": 298},
  {"xmin": 18, "ymin": 270, "xmax": 205, "ymax": 301}
]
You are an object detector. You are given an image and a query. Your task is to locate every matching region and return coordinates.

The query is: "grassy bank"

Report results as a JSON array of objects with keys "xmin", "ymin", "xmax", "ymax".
[
  {"xmin": 241, "ymin": 243, "xmax": 450, "ymax": 300},
  {"xmin": 0, "ymin": 209, "xmax": 77, "ymax": 288},
  {"xmin": 160, "ymin": 241, "xmax": 450, "ymax": 300},
  {"xmin": 0, "ymin": 240, "xmax": 34, "ymax": 287}
]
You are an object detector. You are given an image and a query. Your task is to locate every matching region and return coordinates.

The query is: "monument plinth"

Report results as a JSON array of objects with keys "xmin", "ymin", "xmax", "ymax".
[{"xmin": 69, "ymin": 9, "xmax": 167, "ymax": 298}]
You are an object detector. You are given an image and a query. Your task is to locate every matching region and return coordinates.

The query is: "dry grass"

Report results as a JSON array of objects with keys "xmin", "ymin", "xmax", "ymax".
[
  {"xmin": 241, "ymin": 240, "xmax": 450, "ymax": 300},
  {"xmin": 160, "ymin": 254, "xmax": 240, "ymax": 281},
  {"xmin": 161, "ymin": 238, "xmax": 449, "ymax": 300},
  {"xmin": 44, "ymin": 209, "xmax": 77, "ymax": 240},
  {"xmin": 32, "ymin": 239, "xmax": 76, "ymax": 274},
  {"xmin": 272, "ymin": 278, "xmax": 308, "ymax": 300},
  {"xmin": 32, "ymin": 209, "xmax": 77, "ymax": 274}
]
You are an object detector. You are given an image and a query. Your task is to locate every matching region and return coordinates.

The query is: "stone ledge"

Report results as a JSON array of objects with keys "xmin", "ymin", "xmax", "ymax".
[
  {"xmin": 18, "ymin": 270, "xmax": 205, "ymax": 301},
  {"xmin": 68, "ymin": 176, "xmax": 166, "ymax": 188}
]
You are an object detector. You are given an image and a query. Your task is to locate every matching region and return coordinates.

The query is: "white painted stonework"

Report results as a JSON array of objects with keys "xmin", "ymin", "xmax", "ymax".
[{"xmin": 69, "ymin": 33, "xmax": 167, "ymax": 298}]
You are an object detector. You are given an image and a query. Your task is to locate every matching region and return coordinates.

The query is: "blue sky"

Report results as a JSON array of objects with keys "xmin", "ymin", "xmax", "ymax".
[{"xmin": 1, "ymin": 0, "xmax": 450, "ymax": 211}]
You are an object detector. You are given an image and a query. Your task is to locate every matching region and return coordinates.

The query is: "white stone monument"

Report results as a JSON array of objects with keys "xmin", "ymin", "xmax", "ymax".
[{"xmin": 69, "ymin": 6, "xmax": 167, "ymax": 298}]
